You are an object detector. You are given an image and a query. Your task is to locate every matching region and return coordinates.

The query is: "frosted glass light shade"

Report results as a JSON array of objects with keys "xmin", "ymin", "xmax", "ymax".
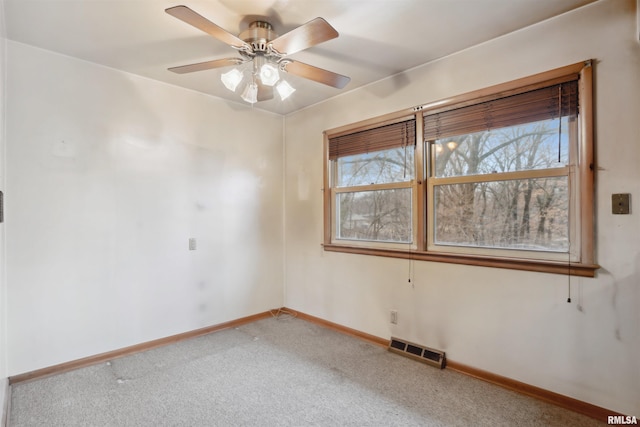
[
  {"xmin": 259, "ymin": 63, "xmax": 280, "ymax": 86},
  {"xmin": 221, "ymin": 69, "xmax": 243, "ymax": 91},
  {"xmin": 276, "ymin": 80, "xmax": 296, "ymax": 100},
  {"xmin": 241, "ymin": 82, "xmax": 258, "ymax": 103}
]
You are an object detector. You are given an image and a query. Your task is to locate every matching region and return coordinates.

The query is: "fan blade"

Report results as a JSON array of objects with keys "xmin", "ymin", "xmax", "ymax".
[
  {"xmin": 281, "ymin": 60, "xmax": 350, "ymax": 89},
  {"xmin": 166, "ymin": 6, "xmax": 250, "ymax": 50},
  {"xmin": 168, "ymin": 58, "xmax": 244, "ymax": 74},
  {"xmin": 257, "ymin": 81, "xmax": 274, "ymax": 102},
  {"xmin": 269, "ymin": 17, "xmax": 338, "ymax": 56}
]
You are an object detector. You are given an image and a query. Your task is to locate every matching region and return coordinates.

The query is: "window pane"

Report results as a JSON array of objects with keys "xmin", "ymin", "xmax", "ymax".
[
  {"xmin": 434, "ymin": 177, "xmax": 568, "ymax": 252},
  {"xmin": 337, "ymin": 189, "xmax": 412, "ymax": 243},
  {"xmin": 337, "ymin": 147, "xmax": 414, "ymax": 187},
  {"xmin": 433, "ymin": 118, "xmax": 569, "ymax": 178}
]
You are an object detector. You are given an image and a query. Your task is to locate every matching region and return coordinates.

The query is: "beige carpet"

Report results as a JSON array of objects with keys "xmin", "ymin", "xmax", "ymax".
[{"xmin": 9, "ymin": 315, "xmax": 604, "ymax": 426}]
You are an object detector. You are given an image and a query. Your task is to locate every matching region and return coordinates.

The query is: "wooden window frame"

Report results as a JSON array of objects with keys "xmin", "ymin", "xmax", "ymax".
[
  {"xmin": 323, "ymin": 61, "xmax": 598, "ymax": 277},
  {"xmin": 327, "ymin": 115, "xmax": 418, "ymax": 249}
]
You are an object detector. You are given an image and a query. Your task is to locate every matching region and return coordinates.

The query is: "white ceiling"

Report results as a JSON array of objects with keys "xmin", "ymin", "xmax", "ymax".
[{"xmin": 4, "ymin": 0, "xmax": 598, "ymax": 115}]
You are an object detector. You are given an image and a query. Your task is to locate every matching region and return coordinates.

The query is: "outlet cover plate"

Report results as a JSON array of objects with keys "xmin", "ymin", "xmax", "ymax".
[{"xmin": 390, "ymin": 310, "xmax": 398, "ymax": 324}]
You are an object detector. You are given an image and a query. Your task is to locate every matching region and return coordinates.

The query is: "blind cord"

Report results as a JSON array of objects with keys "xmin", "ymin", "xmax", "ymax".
[
  {"xmin": 567, "ymin": 242, "xmax": 572, "ymax": 303},
  {"xmin": 567, "ymin": 141, "xmax": 572, "ymax": 304},
  {"xmin": 404, "ymin": 122, "xmax": 409, "ymax": 179},
  {"xmin": 567, "ymin": 227, "xmax": 572, "ymax": 302},
  {"xmin": 407, "ymin": 169, "xmax": 413, "ymax": 289},
  {"xmin": 558, "ymin": 85, "xmax": 563, "ymax": 163}
]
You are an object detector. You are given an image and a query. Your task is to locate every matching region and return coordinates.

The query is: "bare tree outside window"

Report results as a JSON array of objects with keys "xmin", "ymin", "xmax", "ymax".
[
  {"xmin": 336, "ymin": 147, "xmax": 413, "ymax": 243},
  {"xmin": 432, "ymin": 118, "xmax": 570, "ymax": 252}
]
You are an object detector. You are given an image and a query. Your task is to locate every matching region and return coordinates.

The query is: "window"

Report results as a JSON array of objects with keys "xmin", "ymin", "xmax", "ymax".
[
  {"xmin": 324, "ymin": 62, "xmax": 597, "ymax": 276},
  {"xmin": 426, "ymin": 80, "xmax": 578, "ymax": 262},
  {"xmin": 328, "ymin": 119, "xmax": 416, "ymax": 247}
]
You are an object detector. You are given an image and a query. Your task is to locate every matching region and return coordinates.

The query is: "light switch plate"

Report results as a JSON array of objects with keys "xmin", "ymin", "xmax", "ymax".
[{"xmin": 612, "ymin": 194, "xmax": 631, "ymax": 215}]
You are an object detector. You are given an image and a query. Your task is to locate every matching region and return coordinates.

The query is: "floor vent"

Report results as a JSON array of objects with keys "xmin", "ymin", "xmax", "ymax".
[{"xmin": 388, "ymin": 337, "xmax": 445, "ymax": 369}]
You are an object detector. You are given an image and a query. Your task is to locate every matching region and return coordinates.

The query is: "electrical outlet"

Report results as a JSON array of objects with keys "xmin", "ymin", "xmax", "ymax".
[
  {"xmin": 189, "ymin": 238, "xmax": 197, "ymax": 250},
  {"xmin": 390, "ymin": 310, "xmax": 398, "ymax": 325}
]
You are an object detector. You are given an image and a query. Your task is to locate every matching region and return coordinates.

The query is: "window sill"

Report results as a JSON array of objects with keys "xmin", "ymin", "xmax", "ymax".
[{"xmin": 322, "ymin": 244, "xmax": 599, "ymax": 277}]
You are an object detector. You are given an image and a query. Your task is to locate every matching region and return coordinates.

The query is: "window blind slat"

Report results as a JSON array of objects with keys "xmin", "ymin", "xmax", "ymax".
[
  {"xmin": 329, "ymin": 119, "xmax": 416, "ymax": 160},
  {"xmin": 424, "ymin": 81, "xmax": 578, "ymax": 141}
]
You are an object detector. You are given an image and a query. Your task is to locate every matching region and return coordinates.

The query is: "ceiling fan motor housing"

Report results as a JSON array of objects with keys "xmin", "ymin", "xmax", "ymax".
[{"xmin": 240, "ymin": 21, "xmax": 278, "ymax": 54}]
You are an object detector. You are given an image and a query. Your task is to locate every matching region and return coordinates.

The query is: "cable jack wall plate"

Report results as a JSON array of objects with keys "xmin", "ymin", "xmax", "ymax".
[{"xmin": 612, "ymin": 194, "xmax": 631, "ymax": 215}]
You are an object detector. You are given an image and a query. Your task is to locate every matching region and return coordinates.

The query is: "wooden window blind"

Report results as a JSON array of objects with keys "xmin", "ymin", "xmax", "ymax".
[
  {"xmin": 423, "ymin": 80, "xmax": 578, "ymax": 141},
  {"xmin": 329, "ymin": 119, "xmax": 416, "ymax": 160}
]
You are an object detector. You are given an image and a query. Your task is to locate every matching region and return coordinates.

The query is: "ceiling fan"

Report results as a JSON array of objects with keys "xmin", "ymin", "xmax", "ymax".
[{"xmin": 165, "ymin": 5, "xmax": 351, "ymax": 103}]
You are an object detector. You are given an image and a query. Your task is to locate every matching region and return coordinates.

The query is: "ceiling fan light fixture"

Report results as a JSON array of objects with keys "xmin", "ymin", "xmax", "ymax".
[
  {"xmin": 221, "ymin": 68, "xmax": 243, "ymax": 91},
  {"xmin": 166, "ymin": 6, "xmax": 350, "ymax": 105},
  {"xmin": 276, "ymin": 80, "xmax": 296, "ymax": 100},
  {"xmin": 259, "ymin": 62, "xmax": 280, "ymax": 86},
  {"xmin": 241, "ymin": 82, "xmax": 258, "ymax": 103}
]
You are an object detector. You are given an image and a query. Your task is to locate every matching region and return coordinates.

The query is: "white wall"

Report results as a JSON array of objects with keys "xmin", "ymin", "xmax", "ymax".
[
  {"xmin": 5, "ymin": 41, "xmax": 284, "ymax": 375},
  {"xmin": 0, "ymin": 0, "xmax": 7, "ymax": 420},
  {"xmin": 284, "ymin": 0, "xmax": 640, "ymax": 416}
]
